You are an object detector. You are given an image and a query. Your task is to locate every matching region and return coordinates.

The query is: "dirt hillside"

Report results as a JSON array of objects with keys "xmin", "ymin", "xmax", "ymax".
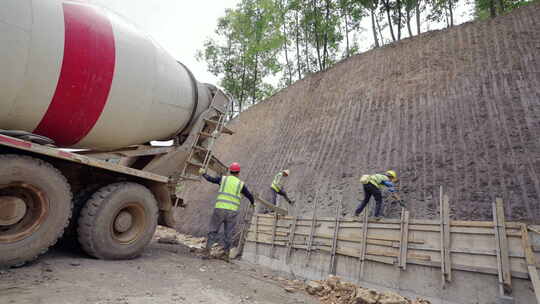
[{"xmin": 177, "ymin": 3, "xmax": 540, "ymax": 236}]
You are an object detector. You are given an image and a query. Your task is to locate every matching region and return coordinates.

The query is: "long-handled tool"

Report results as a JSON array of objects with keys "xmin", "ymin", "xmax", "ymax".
[{"xmin": 390, "ymin": 193, "xmax": 407, "ymax": 208}]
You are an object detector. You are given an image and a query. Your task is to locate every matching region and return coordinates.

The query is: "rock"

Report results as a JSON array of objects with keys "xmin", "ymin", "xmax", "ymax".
[
  {"xmin": 412, "ymin": 299, "xmax": 432, "ymax": 304},
  {"xmin": 378, "ymin": 291, "xmax": 409, "ymax": 304},
  {"xmin": 305, "ymin": 281, "xmax": 323, "ymax": 295},
  {"xmin": 157, "ymin": 236, "xmax": 179, "ymax": 245},
  {"xmin": 354, "ymin": 288, "xmax": 379, "ymax": 304},
  {"xmin": 284, "ymin": 286, "xmax": 296, "ymax": 293},
  {"xmin": 325, "ymin": 275, "xmax": 341, "ymax": 290}
]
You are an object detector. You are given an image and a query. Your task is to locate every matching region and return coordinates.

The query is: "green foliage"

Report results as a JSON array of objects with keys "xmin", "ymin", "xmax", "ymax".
[{"xmin": 197, "ymin": 0, "xmax": 533, "ymax": 114}]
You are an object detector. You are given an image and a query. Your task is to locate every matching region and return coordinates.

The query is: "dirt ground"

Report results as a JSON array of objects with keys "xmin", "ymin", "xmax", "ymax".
[{"xmin": 0, "ymin": 233, "xmax": 317, "ymax": 304}]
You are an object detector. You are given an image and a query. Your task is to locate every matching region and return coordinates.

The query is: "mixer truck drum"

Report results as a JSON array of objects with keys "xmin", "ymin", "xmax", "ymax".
[{"xmin": 0, "ymin": 155, "xmax": 72, "ymax": 267}]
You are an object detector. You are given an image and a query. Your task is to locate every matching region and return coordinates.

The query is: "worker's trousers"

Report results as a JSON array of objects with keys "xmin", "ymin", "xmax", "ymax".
[
  {"xmin": 207, "ymin": 208, "xmax": 238, "ymax": 250},
  {"xmin": 270, "ymin": 187, "xmax": 289, "ymax": 207},
  {"xmin": 354, "ymin": 183, "xmax": 383, "ymax": 217}
]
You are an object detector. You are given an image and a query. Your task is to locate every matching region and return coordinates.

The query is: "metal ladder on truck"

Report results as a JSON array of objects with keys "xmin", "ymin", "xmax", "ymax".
[{"xmin": 178, "ymin": 91, "xmax": 233, "ymax": 182}]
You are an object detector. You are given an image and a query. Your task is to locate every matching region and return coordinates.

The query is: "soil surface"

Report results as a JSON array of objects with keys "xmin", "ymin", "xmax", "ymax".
[
  {"xmin": 177, "ymin": 3, "xmax": 540, "ymax": 237},
  {"xmin": 0, "ymin": 234, "xmax": 317, "ymax": 304}
]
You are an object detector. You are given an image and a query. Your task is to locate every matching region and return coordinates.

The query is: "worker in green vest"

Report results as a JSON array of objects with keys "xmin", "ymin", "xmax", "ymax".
[
  {"xmin": 270, "ymin": 169, "xmax": 294, "ymax": 208},
  {"xmin": 199, "ymin": 162, "xmax": 254, "ymax": 261},
  {"xmin": 354, "ymin": 170, "xmax": 398, "ymax": 220}
]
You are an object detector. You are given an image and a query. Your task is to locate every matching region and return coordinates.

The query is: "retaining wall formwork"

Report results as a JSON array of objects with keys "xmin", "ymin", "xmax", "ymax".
[{"xmin": 242, "ymin": 198, "xmax": 540, "ymax": 304}]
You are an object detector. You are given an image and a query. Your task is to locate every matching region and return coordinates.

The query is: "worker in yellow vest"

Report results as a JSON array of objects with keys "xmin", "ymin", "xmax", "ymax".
[
  {"xmin": 199, "ymin": 162, "xmax": 254, "ymax": 260},
  {"xmin": 354, "ymin": 170, "xmax": 398, "ymax": 220},
  {"xmin": 270, "ymin": 169, "xmax": 294, "ymax": 208}
]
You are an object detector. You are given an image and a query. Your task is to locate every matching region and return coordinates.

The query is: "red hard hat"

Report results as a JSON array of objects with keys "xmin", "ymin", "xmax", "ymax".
[{"xmin": 229, "ymin": 162, "xmax": 241, "ymax": 173}]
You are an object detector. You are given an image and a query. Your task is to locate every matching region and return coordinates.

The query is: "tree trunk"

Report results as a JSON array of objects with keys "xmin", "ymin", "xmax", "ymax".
[
  {"xmin": 376, "ymin": 12, "xmax": 385, "ymax": 45},
  {"xmin": 252, "ymin": 52, "xmax": 259, "ymax": 104},
  {"xmin": 322, "ymin": 0, "xmax": 331, "ymax": 69},
  {"xmin": 311, "ymin": 0, "xmax": 323, "ymax": 71},
  {"xmin": 497, "ymin": 0, "xmax": 505, "ymax": 14},
  {"xmin": 397, "ymin": 0, "xmax": 402, "ymax": 41},
  {"xmin": 281, "ymin": 1, "xmax": 292, "ymax": 85},
  {"xmin": 383, "ymin": 0, "xmax": 396, "ymax": 42},
  {"xmin": 343, "ymin": 6, "xmax": 350, "ymax": 57},
  {"xmin": 304, "ymin": 9, "xmax": 311, "ymax": 74},
  {"xmin": 448, "ymin": 0, "xmax": 454, "ymax": 27},
  {"xmin": 239, "ymin": 49, "xmax": 247, "ymax": 114},
  {"xmin": 406, "ymin": 9, "xmax": 413, "ymax": 37},
  {"xmin": 489, "ymin": 0, "xmax": 496, "ymax": 17},
  {"xmin": 295, "ymin": 10, "xmax": 302, "ymax": 79},
  {"xmin": 371, "ymin": 8, "xmax": 380, "ymax": 48},
  {"xmin": 415, "ymin": 0, "xmax": 421, "ymax": 35}
]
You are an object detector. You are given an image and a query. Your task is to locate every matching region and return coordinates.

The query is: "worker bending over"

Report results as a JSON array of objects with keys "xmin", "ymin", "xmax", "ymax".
[
  {"xmin": 199, "ymin": 162, "xmax": 254, "ymax": 260},
  {"xmin": 270, "ymin": 169, "xmax": 294, "ymax": 207},
  {"xmin": 354, "ymin": 170, "xmax": 398, "ymax": 219}
]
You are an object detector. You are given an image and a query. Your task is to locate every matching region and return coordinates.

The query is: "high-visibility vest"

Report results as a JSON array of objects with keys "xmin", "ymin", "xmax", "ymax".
[
  {"xmin": 271, "ymin": 172, "xmax": 284, "ymax": 192},
  {"xmin": 215, "ymin": 176, "xmax": 245, "ymax": 211},
  {"xmin": 367, "ymin": 174, "xmax": 389, "ymax": 189}
]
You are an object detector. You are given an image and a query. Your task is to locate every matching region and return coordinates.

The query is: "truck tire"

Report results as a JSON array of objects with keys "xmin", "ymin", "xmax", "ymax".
[
  {"xmin": 60, "ymin": 184, "xmax": 103, "ymax": 247},
  {"xmin": 77, "ymin": 182, "xmax": 158, "ymax": 260},
  {"xmin": 0, "ymin": 155, "xmax": 72, "ymax": 267}
]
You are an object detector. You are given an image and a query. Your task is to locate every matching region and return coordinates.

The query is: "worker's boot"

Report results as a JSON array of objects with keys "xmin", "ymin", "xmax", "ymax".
[
  {"xmin": 221, "ymin": 249, "xmax": 230, "ymax": 263},
  {"xmin": 199, "ymin": 247, "xmax": 210, "ymax": 260}
]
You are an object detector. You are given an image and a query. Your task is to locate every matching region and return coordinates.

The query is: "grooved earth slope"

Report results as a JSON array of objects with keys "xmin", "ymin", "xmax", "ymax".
[{"xmin": 177, "ymin": 4, "xmax": 540, "ymax": 236}]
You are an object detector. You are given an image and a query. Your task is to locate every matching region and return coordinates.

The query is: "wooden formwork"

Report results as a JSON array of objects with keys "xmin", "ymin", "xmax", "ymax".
[{"xmin": 244, "ymin": 198, "xmax": 540, "ymax": 303}]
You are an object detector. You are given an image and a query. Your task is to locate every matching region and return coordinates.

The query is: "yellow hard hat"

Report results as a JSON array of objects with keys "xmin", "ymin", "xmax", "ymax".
[
  {"xmin": 386, "ymin": 170, "xmax": 397, "ymax": 179},
  {"xmin": 283, "ymin": 169, "xmax": 290, "ymax": 176}
]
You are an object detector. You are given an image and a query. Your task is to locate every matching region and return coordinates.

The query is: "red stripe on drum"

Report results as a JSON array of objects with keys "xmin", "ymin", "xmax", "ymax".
[{"xmin": 33, "ymin": 3, "xmax": 115, "ymax": 146}]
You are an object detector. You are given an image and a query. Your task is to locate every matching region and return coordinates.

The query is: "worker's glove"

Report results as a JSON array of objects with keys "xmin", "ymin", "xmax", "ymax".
[
  {"xmin": 198, "ymin": 168, "xmax": 206, "ymax": 175},
  {"xmin": 388, "ymin": 188, "xmax": 397, "ymax": 193}
]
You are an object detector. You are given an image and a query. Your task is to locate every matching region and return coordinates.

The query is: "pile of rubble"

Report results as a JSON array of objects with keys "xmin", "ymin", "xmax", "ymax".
[
  {"xmin": 279, "ymin": 275, "xmax": 430, "ymax": 304},
  {"xmin": 154, "ymin": 226, "xmax": 205, "ymax": 249}
]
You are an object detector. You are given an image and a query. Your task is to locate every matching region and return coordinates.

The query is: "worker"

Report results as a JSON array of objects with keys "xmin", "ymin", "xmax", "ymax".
[
  {"xmin": 354, "ymin": 170, "xmax": 398, "ymax": 220},
  {"xmin": 199, "ymin": 162, "xmax": 254, "ymax": 261},
  {"xmin": 270, "ymin": 169, "xmax": 294, "ymax": 208}
]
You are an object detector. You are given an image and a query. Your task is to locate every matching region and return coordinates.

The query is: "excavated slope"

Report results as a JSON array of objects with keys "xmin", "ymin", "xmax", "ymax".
[{"xmin": 177, "ymin": 4, "xmax": 540, "ymax": 236}]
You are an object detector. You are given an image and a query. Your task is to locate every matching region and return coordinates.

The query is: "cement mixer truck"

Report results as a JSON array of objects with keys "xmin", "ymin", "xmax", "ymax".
[{"xmin": 0, "ymin": 0, "xmax": 233, "ymax": 267}]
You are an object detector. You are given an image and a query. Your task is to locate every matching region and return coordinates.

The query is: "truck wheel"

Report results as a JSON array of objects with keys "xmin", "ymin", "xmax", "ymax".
[
  {"xmin": 78, "ymin": 182, "xmax": 158, "ymax": 260},
  {"xmin": 60, "ymin": 184, "xmax": 103, "ymax": 247},
  {"xmin": 0, "ymin": 155, "xmax": 72, "ymax": 267}
]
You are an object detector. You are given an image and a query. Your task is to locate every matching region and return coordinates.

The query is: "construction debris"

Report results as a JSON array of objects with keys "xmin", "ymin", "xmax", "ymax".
[
  {"xmin": 154, "ymin": 226, "xmax": 205, "ymax": 249},
  {"xmin": 277, "ymin": 275, "xmax": 430, "ymax": 304}
]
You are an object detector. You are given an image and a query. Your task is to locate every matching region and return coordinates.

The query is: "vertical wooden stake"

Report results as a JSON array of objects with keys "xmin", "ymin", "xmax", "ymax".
[
  {"xmin": 360, "ymin": 204, "xmax": 370, "ymax": 278},
  {"xmin": 398, "ymin": 208, "xmax": 410, "ymax": 270},
  {"xmin": 329, "ymin": 203, "xmax": 341, "ymax": 275},
  {"xmin": 254, "ymin": 214, "xmax": 259, "ymax": 259},
  {"xmin": 439, "ymin": 186, "xmax": 446, "ymax": 286},
  {"xmin": 521, "ymin": 224, "xmax": 540, "ymax": 304},
  {"xmin": 286, "ymin": 216, "xmax": 298, "ymax": 264},
  {"xmin": 305, "ymin": 196, "xmax": 319, "ymax": 266},
  {"xmin": 443, "ymin": 194, "xmax": 452, "ymax": 282},
  {"xmin": 440, "ymin": 187, "xmax": 451, "ymax": 286},
  {"xmin": 270, "ymin": 213, "xmax": 278, "ymax": 258},
  {"xmin": 492, "ymin": 198, "xmax": 511, "ymax": 295}
]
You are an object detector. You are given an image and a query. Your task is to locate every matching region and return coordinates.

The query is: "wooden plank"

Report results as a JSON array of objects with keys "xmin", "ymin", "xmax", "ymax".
[
  {"xmin": 443, "ymin": 194, "xmax": 452, "ymax": 282},
  {"xmin": 521, "ymin": 224, "xmax": 540, "ymax": 303},
  {"xmin": 440, "ymin": 187, "xmax": 446, "ymax": 286},
  {"xmin": 398, "ymin": 209, "xmax": 410, "ymax": 270},
  {"xmin": 494, "ymin": 198, "xmax": 512, "ymax": 294},
  {"xmin": 305, "ymin": 197, "xmax": 319, "ymax": 266},
  {"xmin": 360, "ymin": 204, "xmax": 369, "ymax": 278},
  {"xmin": 529, "ymin": 226, "xmax": 540, "ymax": 235},
  {"xmin": 286, "ymin": 216, "xmax": 298, "ymax": 264},
  {"xmin": 270, "ymin": 213, "xmax": 278, "ymax": 258},
  {"xmin": 329, "ymin": 204, "xmax": 341, "ymax": 275},
  {"xmin": 253, "ymin": 193, "xmax": 288, "ymax": 215},
  {"xmin": 493, "ymin": 201, "xmax": 504, "ymax": 296},
  {"xmin": 407, "ymin": 259, "xmax": 530, "ymax": 279}
]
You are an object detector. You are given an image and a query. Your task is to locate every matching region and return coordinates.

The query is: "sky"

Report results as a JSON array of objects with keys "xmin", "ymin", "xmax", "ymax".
[
  {"xmin": 88, "ymin": 0, "xmax": 241, "ymax": 84},
  {"xmin": 87, "ymin": 0, "xmax": 474, "ymax": 87}
]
